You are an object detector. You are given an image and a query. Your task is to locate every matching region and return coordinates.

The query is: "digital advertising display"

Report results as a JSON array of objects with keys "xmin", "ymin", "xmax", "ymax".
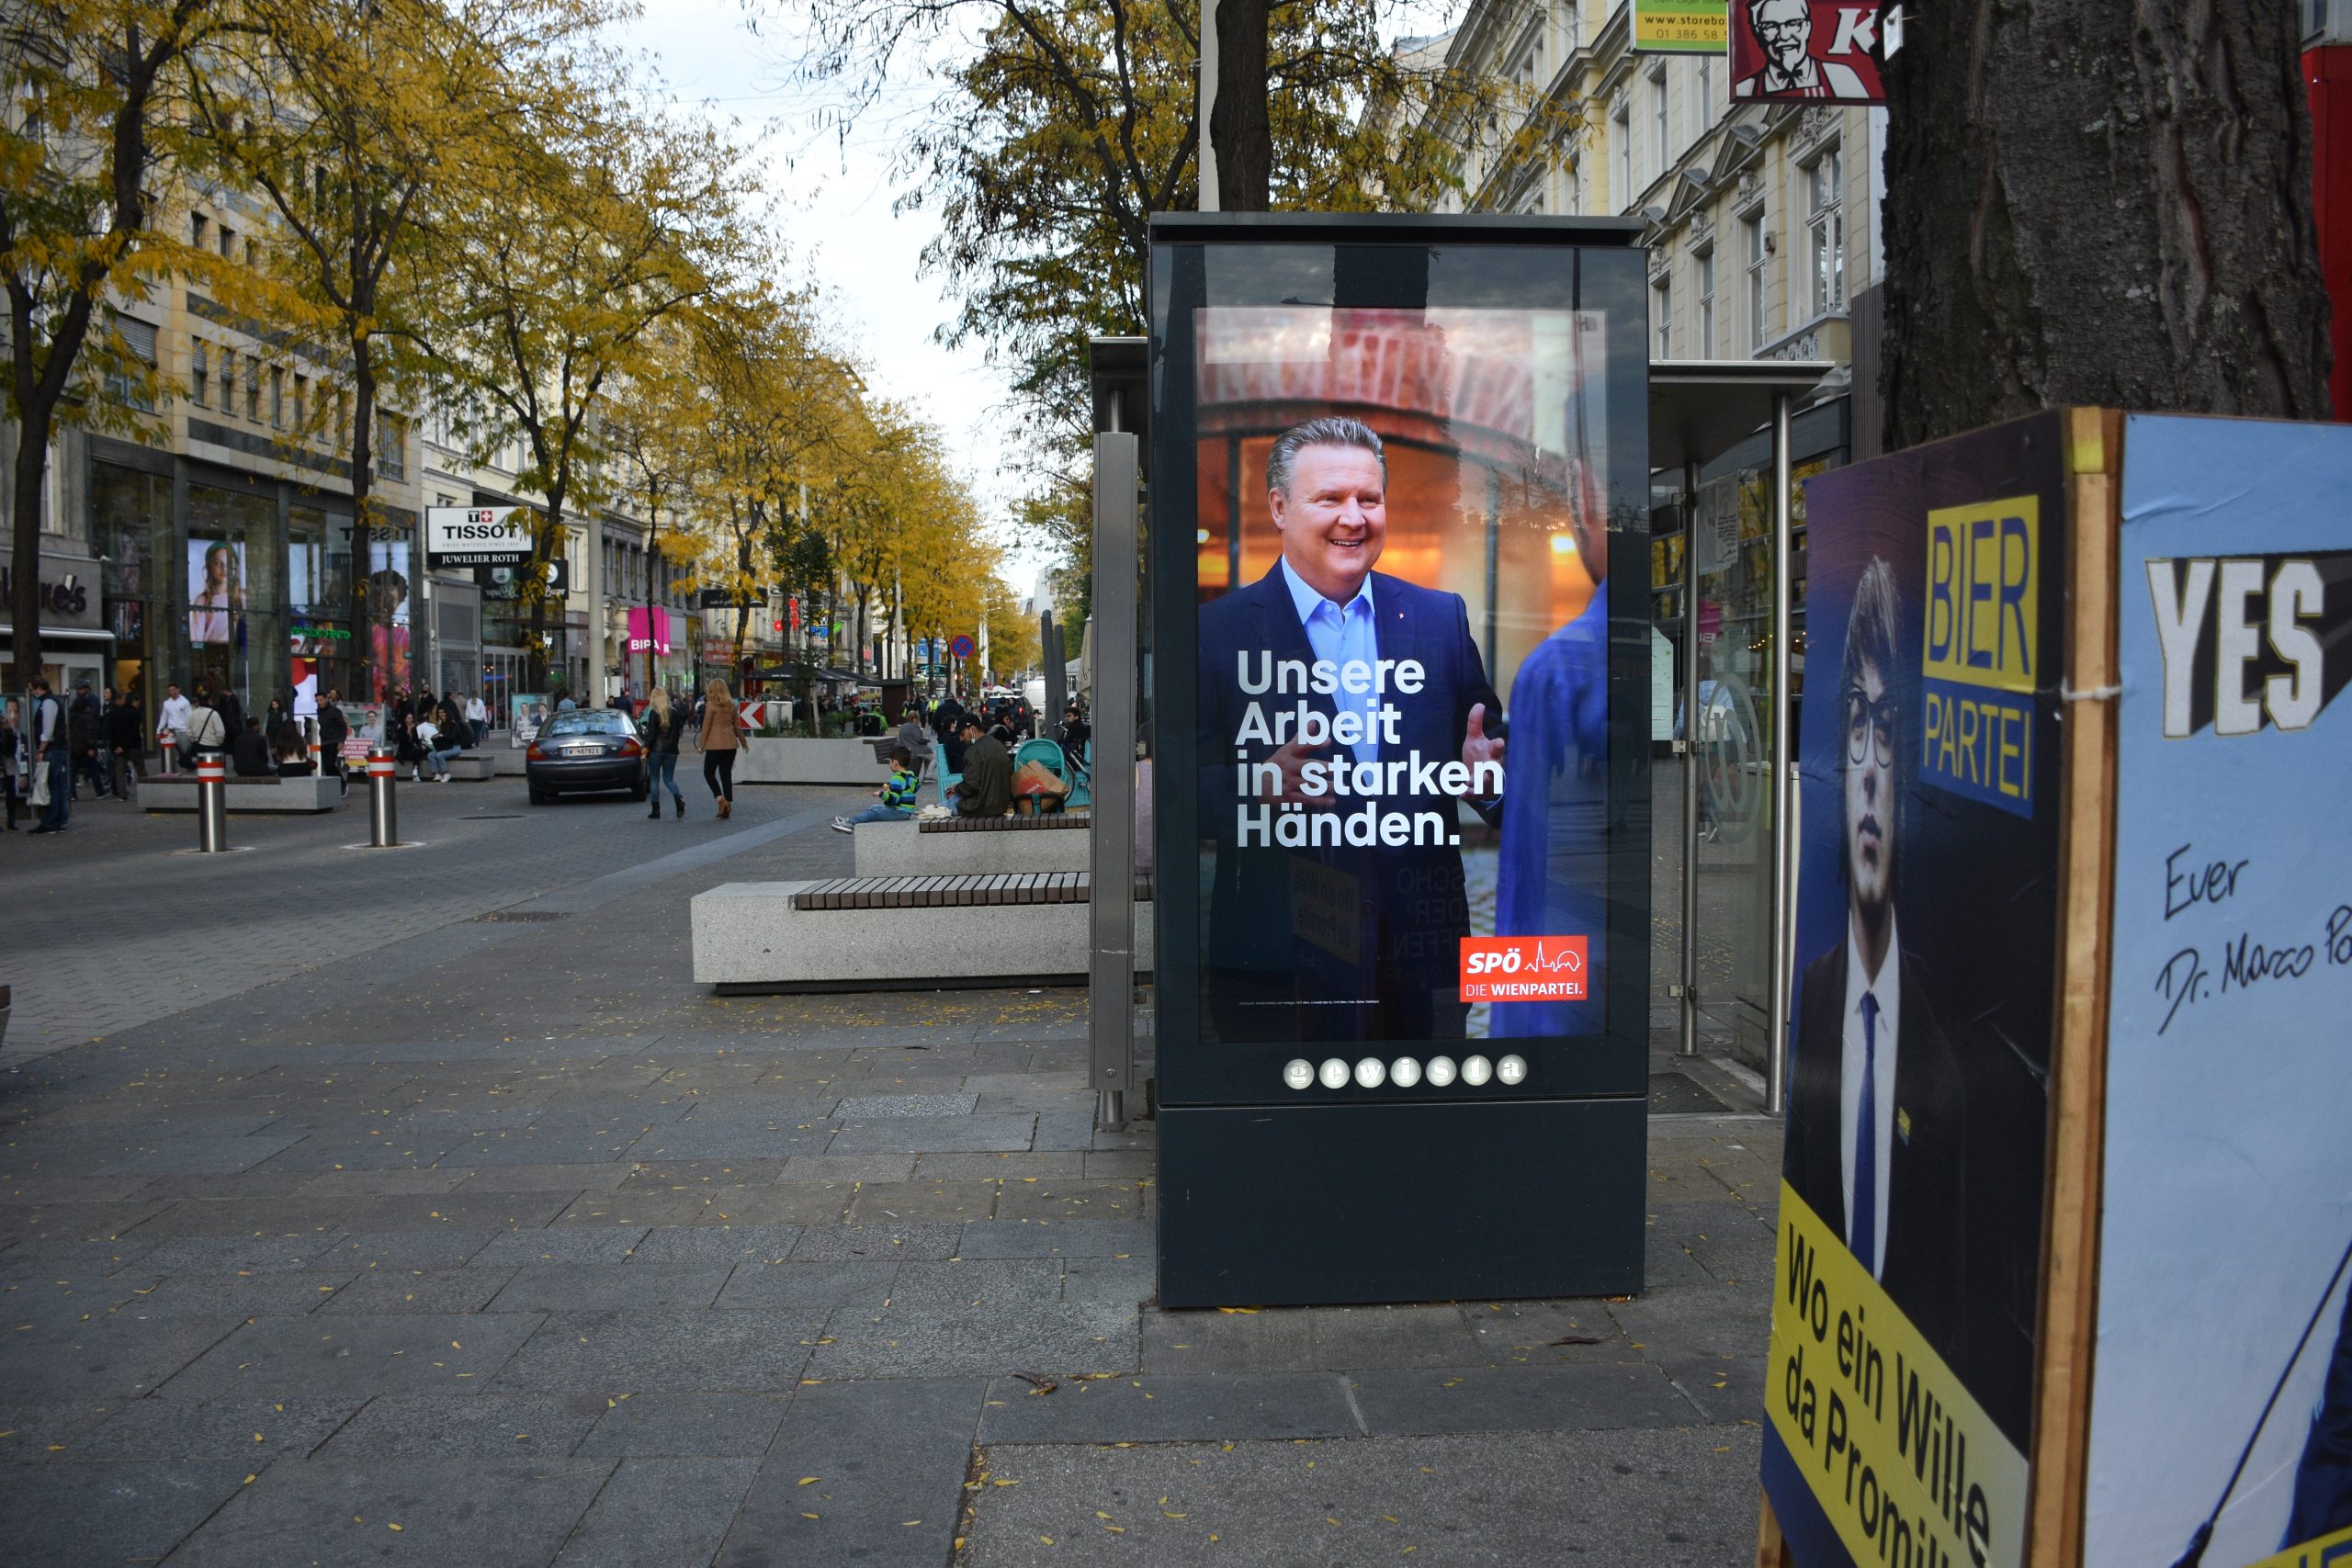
[
  {"xmin": 187, "ymin": 538, "xmax": 247, "ymax": 648},
  {"xmin": 1150, "ymin": 215, "xmax": 1652, "ymax": 1308}
]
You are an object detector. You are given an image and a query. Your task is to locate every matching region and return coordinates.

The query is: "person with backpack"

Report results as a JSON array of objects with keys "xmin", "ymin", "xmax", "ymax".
[
  {"xmin": 833, "ymin": 745, "xmax": 921, "ymax": 833},
  {"xmin": 183, "ymin": 687, "xmax": 230, "ymax": 761},
  {"xmin": 639, "ymin": 687, "xmax": 687, "ymax": 819}
]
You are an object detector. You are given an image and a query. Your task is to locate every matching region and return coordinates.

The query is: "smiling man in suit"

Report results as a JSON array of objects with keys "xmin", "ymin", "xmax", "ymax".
[
  {"xmin": 1196, "ymin": 416, "xmax": 1506, "ymax": 1043},
  {"xmin": 1785, "ymin": 555, "xmax": 1970, "ymax": 1367}
]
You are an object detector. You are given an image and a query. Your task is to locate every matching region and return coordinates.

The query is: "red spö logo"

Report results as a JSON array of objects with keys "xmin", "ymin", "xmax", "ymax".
[{"xmin": 1459, "ymin": 936, "xmax": 1589, "ymax": 1002}]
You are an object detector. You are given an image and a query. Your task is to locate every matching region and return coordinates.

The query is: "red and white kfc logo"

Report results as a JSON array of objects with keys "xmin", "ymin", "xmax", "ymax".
[{"xmin": 1730, "ymin": 0, "xmax": 1888, "ymax": 105}]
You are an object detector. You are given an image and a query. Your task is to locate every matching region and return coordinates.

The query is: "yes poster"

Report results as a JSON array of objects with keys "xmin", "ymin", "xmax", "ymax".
[{"xmin": 2084, "ymin": 418, "xmax": 2352, "ymax": 1568}]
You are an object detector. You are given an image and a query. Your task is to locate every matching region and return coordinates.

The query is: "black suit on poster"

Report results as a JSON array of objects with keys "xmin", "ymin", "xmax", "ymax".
[
  {"xmin": 1196, "ymin": 566, "xmax": 1499, "ymax": 1043},
  {"xmin": 1785, "ymin": 940, "xmax": 1970, "ymax": 1378}
]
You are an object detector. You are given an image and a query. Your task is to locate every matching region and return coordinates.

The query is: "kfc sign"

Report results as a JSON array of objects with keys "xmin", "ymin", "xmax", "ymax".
[{"xmin": 1730, "ymin": 0, "xmax": 1888, "ymax": 105}]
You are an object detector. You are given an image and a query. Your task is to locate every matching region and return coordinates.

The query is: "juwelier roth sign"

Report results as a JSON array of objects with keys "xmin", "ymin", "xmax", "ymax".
[
  {"xmin": 425, "ymin": 505, "xmax": 535, "ymax": 568},
  {"xmin": 1758, "ymin": 412, "xmax": 2352, "ymax": 1568}
]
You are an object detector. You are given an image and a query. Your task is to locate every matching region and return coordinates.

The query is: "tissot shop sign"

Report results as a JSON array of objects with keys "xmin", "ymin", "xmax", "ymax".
[{"xmin": 425, "ymin": 506, "xmax": 535, "ymax": 568}]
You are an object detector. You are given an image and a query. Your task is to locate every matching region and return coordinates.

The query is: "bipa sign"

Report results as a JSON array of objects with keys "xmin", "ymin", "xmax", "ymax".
[
  {"xmin": 425, "ymin": 505, "xmax": 535, "ymax": 565},
  {"xmin": 1729, "ymin": 0, "xmax": 1888, "ymax": 105},
  {"xmin": 1459, "ymin": 936, "xmax": 1589, "ymax": 1002}
]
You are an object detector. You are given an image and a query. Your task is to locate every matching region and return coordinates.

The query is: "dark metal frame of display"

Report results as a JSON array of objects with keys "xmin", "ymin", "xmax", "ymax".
[{"xmin": 1148, "ymin": 212, "xmax": 1655, "ymax": 1307}]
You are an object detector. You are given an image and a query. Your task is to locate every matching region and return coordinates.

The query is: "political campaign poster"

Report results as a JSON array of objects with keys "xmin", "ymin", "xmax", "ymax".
[
  {"xmin": 1186, "ymin": 303, "xmax": 1615, "ymax": 1048},
  {"xmin": 511, "ymin": 694, "xmax": 551, "ymax": 747},
  {"xmin": 2082, "ymin": 417, "xmax": 2352, "ymax": 1568},
  {"xmin": 1730, "ymin": 0, "xmax": 1888, "ymax": 104},
  {"xmin": 1763, "ymin": 414, "xmax": 2066, "ymax": 1568}
]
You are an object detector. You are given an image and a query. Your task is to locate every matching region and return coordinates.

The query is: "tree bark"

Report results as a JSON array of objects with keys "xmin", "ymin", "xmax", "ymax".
[
  {"xmin": 1210, "ymin": 0, "xmax": 1272, "ymax": 211},
  {"xmin": 348, "ymin": 333, "xmax": 377, "ymax": 703},
  {"xmin": 1881, "ymin": 0, "xmax": 2332, "ymax": 450}
]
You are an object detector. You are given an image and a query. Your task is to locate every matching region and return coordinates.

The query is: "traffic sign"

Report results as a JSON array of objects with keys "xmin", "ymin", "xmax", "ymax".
[{"xmin": 949, "ymin": 633, "xmax": 976, "ymax": 660}]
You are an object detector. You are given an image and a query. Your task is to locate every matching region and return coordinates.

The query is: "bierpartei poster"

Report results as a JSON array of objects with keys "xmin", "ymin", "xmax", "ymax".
[
  {"xmin": 1763, "ymin": 414, "xmax": 2066, "ymax": 1568},
  {"xmin": 1191, "ymin": 306, "xmax": 1611, "ymax": 1046},
  {"xmin": 2084, "ymin": 417, "xmax": 2352, "ymax": 1568}
]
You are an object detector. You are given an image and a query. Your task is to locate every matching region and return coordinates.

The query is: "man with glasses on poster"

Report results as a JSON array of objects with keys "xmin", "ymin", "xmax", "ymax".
[
  {"xmin": 1786, "ymin": 558, "xmax": 1969, "ymax": 1364},
  {"xmin": 1197, "ymin": 416, "xmax": 1508, "ymax": 1043}
]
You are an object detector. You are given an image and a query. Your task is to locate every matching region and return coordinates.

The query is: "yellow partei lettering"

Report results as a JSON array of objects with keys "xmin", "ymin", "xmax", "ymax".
[
  {"xmin": 1767, "ymin": 1181, "xmax": 2030, "ymax": 1568},
  {"xmin": 2245, "ymin": 1521, "xmax": 2352, "ymax": 1568},
  {"xmin": 1924, "ymin": 497, "xmax": 2040, "ymax": 694}
]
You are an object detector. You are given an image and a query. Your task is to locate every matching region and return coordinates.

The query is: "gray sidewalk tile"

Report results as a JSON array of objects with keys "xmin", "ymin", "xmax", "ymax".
[
  {"xmin": 956, "ymin": 1218, "xmax": 1151, "ymax": 1259},
  {"xmin": 474, "ymin": 1227, "xmax": 650, "ymax": 1266},
  {"xmin": 320, "ymin": 1266, "xmax": 517, "ymax": 1315},
  {"xmin": 807, "ymin": 1303, "xmax": 1136, "ymax": 1380},
  {"xmin": 835, "ymin": 1092, "xmax": 978, "ymax": 1118},
  {"xmin": 316, "ymin": 1391, "xmax": 605, "ymax": 1458},
  {"xmin": 718, "ymin": 1379, "xmax": 985, "ymax": 1568},
  {"xmin": 628, "ymin": 1224, "xmax": 803, "ymax": 1266},
  {"xmin": 0, "ymin": 1272, "xmax": 142, "ymax": 1331},
  {"xmin": 779, "ymin": 1152, "xmax": 916, "ymax": 1182},
  {"xmin": 912, "ymin": 1150, "xmax": 1084, "ymax": 1180},
  {"xmin": 842, "ymin": 1179, "xmax": 1000, "ymax": 1224},
  {"xmin": 118, "ymin": 1270, "xmax": 356, "ymax": 1318},
  {"xmin": 788, "ymin": 1223, "xmax": 963, "ymax": 1262},
  {"xmin": 576, "ymin": 1393, "xmax": 791, "ymax": 1458},
  {"xmin": 1347, "ymin": 1362, "xmax": 1703, "ymax": 1436},
  {"xmin": 828, "ymin": 1113, "xmax": 1035, "ymax": 1155},
  {"xmin": 307, "ymin": 1230, "xmax": 500, "ymax": 1271},
  {"xmin": 0, "ymin": 1460, "xmax": 253, "ymax": 1568},
  {"xmin": 162, "ymin": 1457, "xmax": 614, "ymax": 1568},
  {"xmin": 1654, "ymin": 1350, "xmax": 1770, "ymax": 1425},
  {"xmin": 977, "ymin": 1371, "xmax": 1361, "ymax": 1444},
  {"xmin": 553, "ymin": 1457, "xmax": 762, "ymax": 1568},
  {"xmin": 992, "ymin": 1177, "xmax": 1147, "ymax": 1224},
  {"xmin": 492, "ymin": 1310, "xmax": 823, "ymax": 1393},
  {"xmin": 74, "ymin": 1393, "xmax": 361, "ymax": 1461},
  {"xmin": 1141, "ymin": 1303, "xmax": 1482, "ymax": 1374},
  {"xmin": 711, "ymin": 1260, "xmax": 899, "ymax": 1315},
  {"xmin": 485, "ymin": 1264, "xmax": 731, "ymax": 1314},
  {"xmin": 157, "ymin": 1312, "xmax": 545, "ymax": 1400},
  {"xmin": 0, "ymin": 1315, "xmax": 242, "ymax": 1401}
]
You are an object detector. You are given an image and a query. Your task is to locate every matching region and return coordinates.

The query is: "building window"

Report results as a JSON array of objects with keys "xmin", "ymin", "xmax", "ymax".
[
  {"xmin": 1696, "ymin": 248, "xmax": 1716, "ymax": 358},
  {"xmin": 190, "ymin": 340, "xmax": 209, "ymax": 407},
  {"xmin": 218, "ymin": 225, "xmax": 235, "ymax": 258},
  {"xmin": 1654, "ymin": 275, "xmax": 1672, "ymax": 358},
  {"xmin": 1697, "ymin": 55, "xmax": 1713, "ymax": 125},
  {"xmin": 1614, "ymin": 106, "xmax": 1631, "ymax": 204},
  {"xmin": 268, "ymin": 366, "xmax": 284, "ymax": 428},
  {"xmin": 1744, "ymin": 210, "xmax": 1768, "ymax": 353},
  {"xmin": 244, "ymin": 355, "xmax": 261, "ymax": 420},
  {"xmin": 218, "ymin": 349, "xmax": 233, "ymax": 413},
  {"xmin": 103, "ymin": 316, "xmax": 157, "ymax": 411},
  {"xmin": 190, "ymin": 212, "xmax": 208, "ymax": 248},
  {"xmin": 1807, "ymin": 148, "xmax": 1845, "ymax": 317},
  {"xmin": 379, "ymin": 413, "xmax": 407, "ymax": 480},
  {"xmin": 1651, "ymin": 69, "xmax": 1668, "ymax": 172}
]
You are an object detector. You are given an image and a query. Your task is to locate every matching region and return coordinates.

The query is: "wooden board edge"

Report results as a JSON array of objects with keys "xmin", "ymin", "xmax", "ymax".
[
  {"xmin": 1756, "ymin": 1488, "xmax": 1797, "ymax": 1568},
  {"xmin": 2025, "ymin": 407, "xmax": 2125, "ymax": 1568}
]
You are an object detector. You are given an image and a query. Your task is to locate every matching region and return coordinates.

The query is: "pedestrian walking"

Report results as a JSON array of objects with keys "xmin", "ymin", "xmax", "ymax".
[
  {"xmin": 466, "ymin": 693, "xmax": 488, "ymax": 745},
  {"xmin": 2, "ymin": 698, "xmax": 23, "ymax": 830},
  {"xmin": 210, "ymin": 680, "xmax": 245, "ymax": 746},
  {"xmin": 184, "ymin": 688, "xmax": 229, "ymax": 759},
  {"xmin": 699, "ymin": 677, "xmax": 744, "ymax": 818},
  {"xmin": 106, "ymin": 684, "xmax": 144, "ymax": 804},
  {"xmin": 157, "ymin": 682, "xmax": 191, "ymax": 772},
  {"xmin": 639, "ymin": 687, "xmax": 687, "ymax": 818},
  {"xmin": 230, "ymin": 716, "xmax": 275, "ymax": 777},
  {"xmin": 28, "ymin": 677, "xmax": 71, "ymax": 834},
  {"xmin": 318, "ymin": 692, "xmax": 350, "ymax": 796},
  {"xmin": 68, "ymin": 683, "xmax": 107, "ymax": 798}
]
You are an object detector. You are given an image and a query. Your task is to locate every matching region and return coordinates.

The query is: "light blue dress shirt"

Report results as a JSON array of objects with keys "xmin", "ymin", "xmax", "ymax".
[{"xmin": 1278, "ymin": 558, "xmax": 1380, "ymax": 763}]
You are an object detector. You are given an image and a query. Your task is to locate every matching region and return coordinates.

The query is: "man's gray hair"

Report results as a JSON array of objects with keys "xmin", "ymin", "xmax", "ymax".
[{"xmin": 1266, "ymin": 416, "xmax": 1386, "ymax": 500}]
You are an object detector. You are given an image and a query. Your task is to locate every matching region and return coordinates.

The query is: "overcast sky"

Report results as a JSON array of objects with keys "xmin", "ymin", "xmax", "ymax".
[{"xmin": 612, "ymin": 0, "xmax": 1051, "ymax": 593}]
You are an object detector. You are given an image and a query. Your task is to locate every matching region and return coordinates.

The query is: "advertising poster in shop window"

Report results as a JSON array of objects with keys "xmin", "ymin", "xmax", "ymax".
[
  {"xmin": 1761, "ymin": 413, "xmax": 2065, "ymax": 1568},
  {"xmin": 1729, "ymin": 0, "xmax": 1889, "ymax": 105},
  {"xmin": 1188, "ymin": 305, "xmax": 1614, "ymax": 1048},
  {"xmin": 2082, "ymin": 418, "xmax": 2352, "ymax": 1568}
]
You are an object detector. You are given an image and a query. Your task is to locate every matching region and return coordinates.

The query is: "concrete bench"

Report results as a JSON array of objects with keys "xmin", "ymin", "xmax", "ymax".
[
  {"xmin": 853, "ymin": 814, "xmax": 1091, "ymax": 875},
  {"xmin": 442, "ymin": 754, "xmax": 498, "ymax": 781},
  {"xmin": 692, "ymin": 871, "xmax": 1154, "ymax": 992},
  {"xmin": 143, "ymin": 773, "xmax": 341, "ymax": 814}
]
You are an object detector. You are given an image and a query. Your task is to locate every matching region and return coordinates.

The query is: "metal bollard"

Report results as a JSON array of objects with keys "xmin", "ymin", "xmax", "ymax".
[
  {"xmin": 195, "ymin": 756, "xmax": 229, "ymax": 852},
  {"xmin": 160, "ymin": 739, "xmax": 180, "ymax": 776},
  {"xmin": 367, "ymin": 750, "xmax": 400, "ymax": 847}
]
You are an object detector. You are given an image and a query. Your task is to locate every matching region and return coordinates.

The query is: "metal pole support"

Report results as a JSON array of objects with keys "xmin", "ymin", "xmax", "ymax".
[
  {"xmin": 195, "ymin": 757, "xmax": 229, "ymax": 852},
  {"xmin": 1765, "ymin": 392, "xmax": 1795, "ymax": 1118},
  {"xmin": 367, "ymin": 750, "xmax": 400, "ymax": 848},
  {"xmin": 1089, "ymin": 431, "xmax": 1140, "ymax": 1129}
]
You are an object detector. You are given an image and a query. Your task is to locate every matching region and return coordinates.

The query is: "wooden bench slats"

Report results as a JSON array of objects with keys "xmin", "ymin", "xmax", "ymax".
[{"xmin": 789, "ymin": 868, "xmax": 1152, "ymax": 911}]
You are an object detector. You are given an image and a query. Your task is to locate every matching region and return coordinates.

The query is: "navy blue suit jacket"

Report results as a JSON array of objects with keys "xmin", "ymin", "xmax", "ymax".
[{"xmin": 1196, "ymin": 565, "xmax": 1499, "ymax": 1042}]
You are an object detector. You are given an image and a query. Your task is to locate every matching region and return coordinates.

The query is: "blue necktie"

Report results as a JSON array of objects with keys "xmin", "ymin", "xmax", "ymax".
[{"xmin": 1853, "ymin": 991, "xmax": 1879, "ymax": 1272}]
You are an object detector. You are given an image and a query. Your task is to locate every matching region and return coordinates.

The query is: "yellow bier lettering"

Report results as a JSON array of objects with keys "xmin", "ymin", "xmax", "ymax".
[{"xmin": 1923, "ymin": 498, "xmax": 2040, "ymax": 693}]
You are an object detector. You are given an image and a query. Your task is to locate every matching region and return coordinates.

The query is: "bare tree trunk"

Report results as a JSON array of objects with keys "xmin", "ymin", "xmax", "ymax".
[
  {"xmin": 1882, "ymin": 0, "xmax": 2332, "ymax": 450},
  {"xmin": 347, "ymin": 337, "xmax": 377, "ymax": 702},
  {"xmin": 7, "ymin": 412, "xmax": 53, "ymax": 689},
  {"xmin": 1210, "ymin": 0, "xmax": 1272, "ymax": 211}
]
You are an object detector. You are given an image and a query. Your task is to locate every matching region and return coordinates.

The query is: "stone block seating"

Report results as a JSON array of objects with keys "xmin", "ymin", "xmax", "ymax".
[
  {"xmin": 443, "ymin": 753, "xmax": 498, "ymax": 781},
  {"xmin": 852, "ymin": 812, "xmax": 1090, "ymax": 875},
  {"xmin": 142, "ymin": 773, "xmax": 341, "ymax": 814},
  {"xmin": 692, "ymin": 870, "xmax": 1154, "ymax": 992}
]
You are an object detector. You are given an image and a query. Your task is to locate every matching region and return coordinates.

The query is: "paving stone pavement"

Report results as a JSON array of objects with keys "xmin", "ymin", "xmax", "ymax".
[{"xmin": 0, "ymin": 781, "xmax": 1781, "ymax": 1565}]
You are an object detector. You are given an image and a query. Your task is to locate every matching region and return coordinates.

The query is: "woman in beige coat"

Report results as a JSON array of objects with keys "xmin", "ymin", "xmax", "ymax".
[{"xmin": 699, "ymin": 678, "xmax": 746, "ymax": 818}]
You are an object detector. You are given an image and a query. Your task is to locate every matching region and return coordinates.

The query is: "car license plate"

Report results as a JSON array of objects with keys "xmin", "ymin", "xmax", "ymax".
[{"xmin": 565, "ymin": 744, "xmax": 599, "ymax": 756}]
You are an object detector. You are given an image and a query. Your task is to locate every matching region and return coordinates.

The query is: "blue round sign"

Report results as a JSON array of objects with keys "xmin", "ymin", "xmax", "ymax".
[{"xmin": 949, "ymin": 634, "xmax": 976, "ymax": 660}]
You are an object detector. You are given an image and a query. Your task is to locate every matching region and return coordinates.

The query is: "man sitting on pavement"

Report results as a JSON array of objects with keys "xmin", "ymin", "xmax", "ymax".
[{"xmin": 952, "ymin": 716, "xmax": 1012, "ymax": 818}]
